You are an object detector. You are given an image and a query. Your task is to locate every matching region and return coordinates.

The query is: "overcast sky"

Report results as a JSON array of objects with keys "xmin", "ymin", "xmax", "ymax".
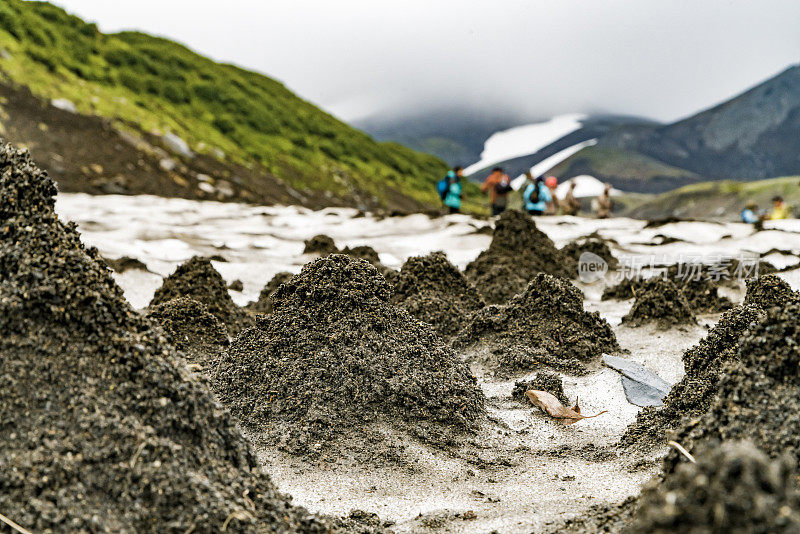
[{"xmin": 51, "ymin": 0, "xmax": 800, "ymax": 123}]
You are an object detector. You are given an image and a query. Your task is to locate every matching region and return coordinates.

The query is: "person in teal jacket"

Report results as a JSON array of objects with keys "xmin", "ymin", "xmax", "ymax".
[
  {"xmin": 444, "ymin": 166, "xmax": 464, "ymax": 213},
  {"xmin": 523, "ymin": 174, "xmax": 551, "ymax": 216}
]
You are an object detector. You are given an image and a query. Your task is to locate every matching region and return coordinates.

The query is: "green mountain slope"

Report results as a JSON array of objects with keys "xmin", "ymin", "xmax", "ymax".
[{"xmin": 0, "ymin": 1, "xmax": 478, "ymax": 210}]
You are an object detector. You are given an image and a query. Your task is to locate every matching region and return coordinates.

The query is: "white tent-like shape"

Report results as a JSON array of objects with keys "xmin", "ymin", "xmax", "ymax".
[{"xmin": 555, "ymin": 175, "xmax": 622, "ymax": 199}]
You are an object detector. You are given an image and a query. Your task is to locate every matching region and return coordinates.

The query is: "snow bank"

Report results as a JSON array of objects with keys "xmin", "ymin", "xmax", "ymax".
[{"xmin": 465, "ymin": 114, "xmax": 586, "ymax": 175}]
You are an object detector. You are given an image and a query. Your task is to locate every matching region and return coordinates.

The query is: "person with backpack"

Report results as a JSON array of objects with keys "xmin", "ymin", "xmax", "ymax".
[
  {"xmin": 436, "ymin": 169, "xmax": 456, "ymax": 207},
  {"xmin": 481, "ymin": 167, "xmax": 512, "ymax": 216},
  {"xmin": 523, "ymin": 173, "xmax": 551, "ymax": 216},
  {"xmin": 443, "ymin": 166, "xmax": 464, "ymax": 214}
]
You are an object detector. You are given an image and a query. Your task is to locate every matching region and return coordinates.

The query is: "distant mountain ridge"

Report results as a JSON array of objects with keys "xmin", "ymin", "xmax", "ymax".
[
  {"xmin": 602, "ymin": 65, "xmax": 800, "ymax": 180},
  {"xmin": 361, "ymin": 65, "xmax": 800, "ymax": 194}
]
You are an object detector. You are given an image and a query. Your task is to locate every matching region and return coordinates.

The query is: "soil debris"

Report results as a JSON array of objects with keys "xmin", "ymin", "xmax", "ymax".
[
  {"xmin": 666, "ymin": 302, "xmax": 800, "ymax": 470},
  {"xmin": 149, "ymin": 255, "xmax": 253, "ymax": 333},
  {"xmin": 512, "ymin": 372, "xmax": 569, "ymax": 406},
  {"xmin": 560, "ymin": 236, "xmax": 619, "ymax": 271},
  {"xmin": 621, "ymin": 278, "xmax": 695, "ymax": 328},
  {"xmin": 628, "ymin": 441, "xmax": 800, "ymax": 533},
  {"xmin": 212, "ymin": 254, "xmax": 485, "ymax": 457},
  {"xmin": 102, "ymin": 254, "xmax": 149, "ymax": 272},
  {"xmin": 464, "ymin": 210, "xmax": 573, "ymax": 304},
  {"xmin": 146, "ymin": 296, "xmax": 229, "ymax": 369},
  {"xmin": 246, "ymin": 271, "xmax": 294, "ymax": 314},
  {"xmin": 303, "ymin": 234, "xmax": 338, "ymax": 254},
  {"xmin": 742, "ymin": 273, "xmax": 800, "ymax": 309},
  {"xmin": 453, "ymin": 273, "xmax": 619, "ymax": 375},
  {"xmin": 228, "ymin": 278, "xmax": 244, "ymax": 291},
  {"xmin": 302, "ymin": 234, "xmax": 392, "ymax": 274},
  {"xmin": 391, "ymin": 251, "xmax": 484, "ymax": 339},
  {"xmin": 603, "ymin": 263, "xmax": 732, "ymax": 314},
  {"xmin": 0, "ymin": 141, "xmax": 332, "ymax": 532},
  {"xmin": 621, "ymin": 305, "xmax": 764, "ymax": 447}
]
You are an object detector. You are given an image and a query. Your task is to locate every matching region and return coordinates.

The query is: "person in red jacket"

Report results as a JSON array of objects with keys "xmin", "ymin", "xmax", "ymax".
[{"xmin": 481, "ymin": 167, "xmax": 512, "ymax": 216}]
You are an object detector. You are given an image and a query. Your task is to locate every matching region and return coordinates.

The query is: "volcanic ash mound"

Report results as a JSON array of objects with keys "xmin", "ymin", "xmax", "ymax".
[
  {"xmin": 453, "ymin": 273, "xmax": 620, "ymax": 375},
  {"xmin": 465, "ymin": 210, "xmax": 573, "ymax": 304},
  {"xmin": 392, "ymin": 251, "xmax": 484, "ymax": 339},
  {"xmin": 150, "ymin": 255, "xmax": 253, "ymax": 334},
  {"xmin": 628, "ymin": 441, "xmax": 800, "ymax": 533},
  {"xmin": 0, "ymin": 142, "xmax": 328, "ymax": 532},
  {"xmin": 621, "ymin": 304, "xmax": 764, "ymax": 447},
  {"xmin": 212, "ymin": 254, "xmax": 486, "ymax": 456},
  {"xmin": 621, "ymin": 278, "xmax": 695, "ymax": 328},
  {"xmin": 560, "ymin": 235, "xmax": 619, "ymax": 271},
  {"xmin": 246, "ymin": 271, "xmax": 294, "ymax": 314},
  {"xmin": 743, "ymin": 273, "xmax": 800, "ymax": 309},
  {"xmin": 146, "ymin": 296, "xmax": 229, "ymax": 369},
  {"xmin": 665, "ymin": 302, "xmax": 800, "ymax": 474}
]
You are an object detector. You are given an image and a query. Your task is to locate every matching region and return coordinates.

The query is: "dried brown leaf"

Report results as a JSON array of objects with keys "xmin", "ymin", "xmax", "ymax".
[{"xmin": 525, "ymin": 390, "xmax": 607, "ymax": 425}]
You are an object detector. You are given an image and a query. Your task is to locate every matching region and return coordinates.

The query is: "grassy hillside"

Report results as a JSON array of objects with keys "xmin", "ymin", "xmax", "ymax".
[
  {"xmin": 624, "ymin": 175, "xmax": 800, "ymax": 220},
  {"xmin": 0, "ymin": 1, "xmax": 482, "ymax": 210}
]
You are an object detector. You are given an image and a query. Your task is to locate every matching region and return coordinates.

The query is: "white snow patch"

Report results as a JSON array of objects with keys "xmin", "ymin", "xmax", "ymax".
[
  {"xmin": 510, "ymin": 139, "xmax": 597, "ymax": 191},
  {"xmin": 555, "ymin": 175, "xmax": 622, "ymax": 199},
  {"xmin": 465, "ymin": 114, "xmax": 586, "ymax": 175}
]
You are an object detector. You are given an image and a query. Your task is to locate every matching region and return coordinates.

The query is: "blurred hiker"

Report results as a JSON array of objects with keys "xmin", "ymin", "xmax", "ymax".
[
  {"xmin": 544, "ymin": 176, "xmax": 559, "ymax": 215},
  {"xmin": 523, "ymin": 174, "xmax": 551, "ymax": 216},
  {"xmin": 481, "ymin": 167, "xmax": 512, "ymax": 216},
  {"xmin": 767, "ymin": 196, "xmax": 791, "ymax": 220},
  {"xmin": 741, "ymin": 203, "xmax": 760, "ymax": 224},
  {"xmin": 596, "ymin": 183, "xmax": 613, "ymax": 219},
  {"xmin": 436, "ymin": 169, "xmax": 456, "ymax": 206},
  {"xmin": 443, "ymin": 166, "xmax": 464, "ymax": 214},
  {"xmin": 563, "ymin": 181, "xmax": 581, "ymax": 216}
]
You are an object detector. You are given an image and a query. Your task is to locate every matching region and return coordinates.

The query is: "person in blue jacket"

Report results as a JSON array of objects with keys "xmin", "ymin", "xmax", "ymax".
[
  {"xmin": 523, "ymin": 173, "xmax": 551, "ymax": 216},
  {"xmin": 444, "ymin": 166, "xmax": 464, "ymax": 214}
]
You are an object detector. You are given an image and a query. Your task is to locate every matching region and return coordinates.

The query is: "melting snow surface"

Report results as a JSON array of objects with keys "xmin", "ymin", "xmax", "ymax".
[
  {"xmin": 465, "ymin": 114, "xmax": 586, "ymax": 175},
  {"xmin": 55, "ymin": 193, "xmax": 800, "ymax": 310}
]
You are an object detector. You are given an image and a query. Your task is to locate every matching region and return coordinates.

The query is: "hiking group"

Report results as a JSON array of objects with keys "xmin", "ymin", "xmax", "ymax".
[
  {"xmin": 741, "ymin": 195, "xmax": 793, "ymax": 226},
  {"xmin": 438, "ymin": 166, "xmax": 613, "ymax": 218}
]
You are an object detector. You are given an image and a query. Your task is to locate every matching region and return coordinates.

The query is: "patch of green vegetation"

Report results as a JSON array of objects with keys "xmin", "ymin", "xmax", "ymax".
[
  {"xmin": 625, "ymin": 175, "xmax": 800, "ymax": 220},
  {"xmin": 0, "ymin": 1, "xmax": 486, "ymax": 210},
  {"xmin": 551, "ymin": 145, "xmax": 700, "ymax": 180}
]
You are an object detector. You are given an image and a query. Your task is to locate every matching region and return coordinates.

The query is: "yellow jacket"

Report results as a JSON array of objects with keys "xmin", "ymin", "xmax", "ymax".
[{"xmin": 768, "ymin": 203, "xmax": 791, "ymax": 220}]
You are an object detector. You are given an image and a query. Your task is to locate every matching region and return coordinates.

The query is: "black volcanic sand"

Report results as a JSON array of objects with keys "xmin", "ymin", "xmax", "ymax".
[
  {"xmin": 146, "ymin": 297, "xmax": 230, "ymax": 369},
  {"xmin": 621, "ymin": 278, "xmax": 695, "ymax": 328},
  {"xmin": 464, "ymin": 210, "xmax": 573, "ymax": 305},
  {"xmin": 102, "ymin": 254, "xmax": 149, "ymax": 272},
  {"xmin": 303, "ymin": 233, "xmax": 392, "ymax": 274},
  {"xmin": 512, "ymin": 371, "xmax": 569, "ymax": 406},
  {"xmin": 604, "ymin": 264, "xmax": 733, "ymax": 314},
  {"xmin": 627, "ymin": 441, "xmax": 800, "ymax": 533},
  {"xmin": 742, "ymin": 273, "xmax": 800, "ymax": 309},
  {"xmin": 213, "ymin": 255, "xmax": 485, "ymax": 457},
  {"xmin": 453, "ymin": 273, "xmax": 619, "ymax": 376},
  {"xmin": 665, "ymin": 301, "xmax": 800, "ymax": 473},
  {"xmin": 303, "ymin": 234, "xmax": 338, "ymax": 254},
  {"xmin": 392, "ymin": 251, "xmax": 484, "ymax": 339},
  {"xmin": 149, "ymin": 256, "xmax": 253, "ymax": 334},
  {"xmin": 246, "ymin": 271, "xmax": 294, "ymax": 314},
  {"xmin": 0, "ymin": 142, "xmax": 331, "ymax": 532},
  {"xmin": 560, "ymin": 236, "xmax": 619, "ymax": 271},
  {"xmin": 621, "ymin": 304, "xmax": 764, "ymax": 447},
  {"xmin": 554, "ymin": 441, "xmax": 800, "ymax": 533}
]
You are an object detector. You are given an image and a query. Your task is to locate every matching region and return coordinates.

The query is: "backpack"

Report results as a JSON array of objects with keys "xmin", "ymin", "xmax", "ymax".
[
  {"xmin": 436, "ymin": 177, "xmax": 451, "ymax": 200},
  {"xmin": 494, "ymin": 178, "xmax": 513, "ymax": 196},
  {"xmin": 529, "ymin": 182, "xmax": 541, "ymax": 204}
]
